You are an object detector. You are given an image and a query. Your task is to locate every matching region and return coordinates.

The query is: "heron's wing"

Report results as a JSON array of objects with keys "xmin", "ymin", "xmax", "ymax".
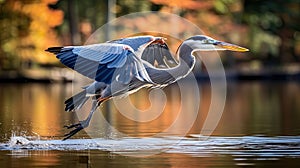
[
  {"xmin": 46, "ymin": 44, "xmax": 152, "ymax": 84},
  {"xmin": 141, "ymin": 43, "xmax": 178, "ymax": 68}
]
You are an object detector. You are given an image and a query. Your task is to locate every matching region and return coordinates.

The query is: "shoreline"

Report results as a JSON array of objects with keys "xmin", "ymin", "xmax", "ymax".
[{"xmin": 1, "ymin": 69, "xmax": 300, "ymax": 83}]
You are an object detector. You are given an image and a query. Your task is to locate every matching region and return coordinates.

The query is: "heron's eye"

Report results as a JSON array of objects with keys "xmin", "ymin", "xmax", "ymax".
[
  {"xmin": 203, "ymin": 39, "xmax": 214, "ymax": 44},
  {"xmin": 202, "ymin": 39, "xmax": 209, "ymax": 44},
  {"xmin": 205, "ymin": 39, "xmax": 217, "ymax": 44}
]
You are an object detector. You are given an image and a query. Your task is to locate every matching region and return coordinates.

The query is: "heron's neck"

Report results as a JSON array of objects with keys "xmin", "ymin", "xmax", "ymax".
[
  {"xmin": 147, "ymin": 42, "xmax": 196, "ymax": 85},
  {"xmin": 178, "ymin": 42, "xmax": 196, "ymax": 67},
  {"xmin": 158, "ymin": 42, "xmax": 196, "ymax": 83},
  {"xmin": 171, "ymin": 42, "xmax": 196, "ymax": 79}
]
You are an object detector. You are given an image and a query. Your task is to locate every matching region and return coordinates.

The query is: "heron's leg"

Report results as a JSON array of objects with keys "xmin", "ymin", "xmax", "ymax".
[{"xmin": 63, "ymin": 99, "xmax": 98, "ymax": 140}]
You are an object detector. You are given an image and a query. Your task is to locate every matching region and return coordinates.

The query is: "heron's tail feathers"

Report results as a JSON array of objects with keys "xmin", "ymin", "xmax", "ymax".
[{"xmin": 65, "ymin": 91, "xmax": 89, "ymax": 112}]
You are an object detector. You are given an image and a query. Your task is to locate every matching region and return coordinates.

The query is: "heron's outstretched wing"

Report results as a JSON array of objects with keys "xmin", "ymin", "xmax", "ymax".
[
  {"xmin": 46, "ymin": 43, "xmax": 152, "ymax": 84},
  {"xmin": 141, "ymin": 43, "xmax": 178, "ymax": 68}
]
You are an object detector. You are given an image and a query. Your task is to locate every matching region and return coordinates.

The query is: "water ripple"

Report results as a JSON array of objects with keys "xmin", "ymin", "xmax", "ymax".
[{"xmin": 1, "ymin": 135, "xmax": 300, "ymax": 158}]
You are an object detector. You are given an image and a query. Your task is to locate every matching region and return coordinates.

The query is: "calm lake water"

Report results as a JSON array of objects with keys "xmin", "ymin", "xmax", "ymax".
[{"xmin": 0, "ymin": 80, "xmax": 300, "ymax": 167}]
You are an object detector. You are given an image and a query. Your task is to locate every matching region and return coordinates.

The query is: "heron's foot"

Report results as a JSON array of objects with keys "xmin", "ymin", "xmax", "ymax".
[{"xmin": 63, "ymin": 120, "xmax": 89, "ymax": 140}]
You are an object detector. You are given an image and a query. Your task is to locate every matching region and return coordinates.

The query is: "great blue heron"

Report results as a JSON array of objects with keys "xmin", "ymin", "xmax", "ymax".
[{"xmin": 46, "ymin": 35, "xmax": 248, "ymax": 140}]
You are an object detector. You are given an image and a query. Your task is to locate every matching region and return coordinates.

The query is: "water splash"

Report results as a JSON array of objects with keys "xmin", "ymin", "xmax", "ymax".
[{"xmin": 1, "ymin": 134, "xmax": 300, "ymax": 158}]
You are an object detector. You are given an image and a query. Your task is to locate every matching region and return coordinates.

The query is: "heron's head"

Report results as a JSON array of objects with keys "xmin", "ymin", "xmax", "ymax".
[{"xmin": 185, "ymin": 35, "xmax": 249, "ymax": 52}]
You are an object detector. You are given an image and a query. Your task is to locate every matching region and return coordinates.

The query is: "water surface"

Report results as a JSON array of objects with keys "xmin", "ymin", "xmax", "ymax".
[{"xmin": 0, "ymin": 81, "xmax": 300, "ymax": 167}]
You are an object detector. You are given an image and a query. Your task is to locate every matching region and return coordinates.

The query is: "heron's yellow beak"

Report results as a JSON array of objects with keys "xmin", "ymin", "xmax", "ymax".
[{"xmin": 215, "ymin": 41, "xmax": 249, "ymax": 52}]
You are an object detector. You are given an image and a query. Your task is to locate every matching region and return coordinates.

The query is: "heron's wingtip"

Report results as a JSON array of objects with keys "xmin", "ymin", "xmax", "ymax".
[{"xmin": 45, "ymin": 47, "xmax": 64, "ymax": 54}]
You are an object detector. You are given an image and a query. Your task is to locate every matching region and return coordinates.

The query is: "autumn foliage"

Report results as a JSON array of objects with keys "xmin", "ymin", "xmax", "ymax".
[
  {"xmin": 0, "ymin": 0, "xmax": 63, "ymax": 69},
  {"xmin": 1, "ymin": 0, "xmax": 299, "ymax": 70}
]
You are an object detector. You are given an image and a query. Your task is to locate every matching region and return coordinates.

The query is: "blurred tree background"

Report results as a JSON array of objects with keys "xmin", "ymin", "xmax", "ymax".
[
  {"xmin": 0, "ymin": 0, "xmax": 300, "ymax": 78},
  {"xmin": 0, "ymin": 0, "xmax": 63, "ymax": 70}
]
